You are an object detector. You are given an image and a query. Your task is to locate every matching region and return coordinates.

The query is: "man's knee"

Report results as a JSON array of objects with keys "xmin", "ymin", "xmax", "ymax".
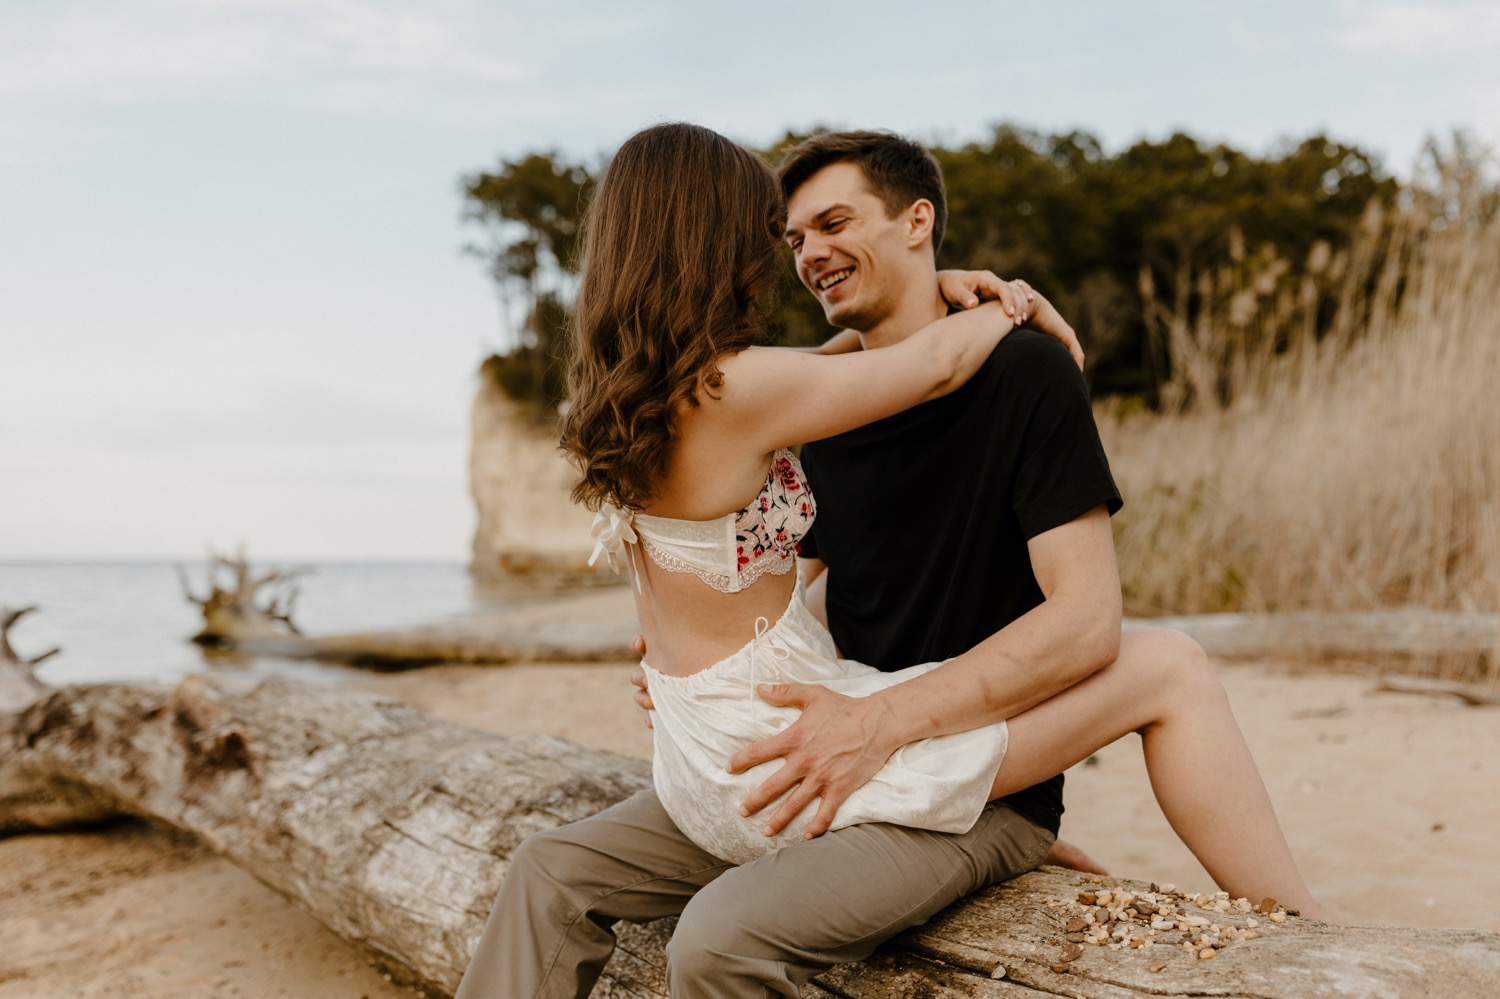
[
  {"xmin": 501, "ymin": 823, "xmax": 605, "ymax": 909},
  {"xmin": 667, "ymin": 878, "xmax": 797, "ymax": 997}
]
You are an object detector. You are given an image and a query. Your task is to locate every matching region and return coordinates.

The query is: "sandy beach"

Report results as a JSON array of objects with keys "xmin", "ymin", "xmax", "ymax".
[{"xmin": 3, "ymin": 636, "xmax": 1497, "ymax": 997}]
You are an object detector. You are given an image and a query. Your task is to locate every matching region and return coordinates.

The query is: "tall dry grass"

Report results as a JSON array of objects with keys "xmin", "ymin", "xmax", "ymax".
[{"xmin": 1101, "ymin": 145, "xmax": 1500, "ymax": 635}]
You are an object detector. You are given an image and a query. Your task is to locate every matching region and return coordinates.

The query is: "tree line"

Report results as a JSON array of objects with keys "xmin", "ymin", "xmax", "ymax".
[{"xmin": 462, "ymin": 125, "xmax": 1399, "ymax": 415}]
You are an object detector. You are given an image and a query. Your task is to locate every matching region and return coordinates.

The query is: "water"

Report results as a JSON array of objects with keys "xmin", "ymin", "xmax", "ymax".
[{"xmin": 0, "ymin": 561, "xmax": 513, "ymax": 686}]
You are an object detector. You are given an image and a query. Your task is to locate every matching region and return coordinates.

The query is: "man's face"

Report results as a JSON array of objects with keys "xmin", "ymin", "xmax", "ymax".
[{"xmin": 784, "ymin": 162, "xmax": 916, "ymax": 332}]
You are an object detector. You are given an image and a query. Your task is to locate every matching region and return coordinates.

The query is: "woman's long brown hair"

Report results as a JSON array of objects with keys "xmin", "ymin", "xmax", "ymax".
[{"xmin": 560, "ymin": 123, "xmax": 785, "ymax": 511}]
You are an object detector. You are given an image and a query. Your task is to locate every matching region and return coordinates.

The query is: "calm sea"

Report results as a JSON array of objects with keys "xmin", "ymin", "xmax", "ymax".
[{"xmin": 0, "ymin": 561, "xmax": 513, "ymax": 686}]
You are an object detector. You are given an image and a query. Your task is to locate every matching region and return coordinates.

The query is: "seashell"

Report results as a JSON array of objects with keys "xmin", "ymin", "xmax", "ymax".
[
  {"xmin": 990, "ymin": 964, "xmax": 1007, "ymax": 980},
  {"xmin": 1149, "ymin": 961, "xmax": 1168, "ymax": 973}
]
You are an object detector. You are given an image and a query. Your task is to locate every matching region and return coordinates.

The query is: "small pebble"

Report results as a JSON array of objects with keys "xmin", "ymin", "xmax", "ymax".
[
  {"xmin": 1269, "ymin": 910, "xmax": 1287, "ymax": 923},
  {"xmin": 1149, "ymin": 961, "xmax": 1168, "ymax": 973},
  {"xmin": 1065, "ymin": 918, "xmax": 1087, "ymax": 933},
  {"xmin": 1061, "ymin": 943, "xmax": 1083, "ymax": 962},
  {"xmin": 990, "ymin": 964, "xmax": 1007, "ymax": 980},
  {"xmin": 1198, "ymin": 947, "xmax": 1217, "ymax": 961},
  {"xmin": 1052, "ymin": 962, "xmax": 1072, "ymax": 974}
]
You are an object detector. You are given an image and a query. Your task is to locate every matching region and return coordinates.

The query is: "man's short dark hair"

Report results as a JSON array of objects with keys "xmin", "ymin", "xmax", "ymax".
[{"xmin": 776, "ymin": 130, "xmax": 948, "ymax": 254}]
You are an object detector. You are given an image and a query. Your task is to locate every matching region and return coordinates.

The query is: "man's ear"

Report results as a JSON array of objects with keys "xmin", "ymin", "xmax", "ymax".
[{"xmin": 904, "ymin": 199, "xmax": 936, "ymax": 250}]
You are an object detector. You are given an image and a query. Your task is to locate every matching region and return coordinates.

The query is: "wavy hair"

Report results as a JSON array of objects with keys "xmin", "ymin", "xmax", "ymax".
[{"xmin": 560, "ymin": 123, "xmax": 786, "ymax": 511}]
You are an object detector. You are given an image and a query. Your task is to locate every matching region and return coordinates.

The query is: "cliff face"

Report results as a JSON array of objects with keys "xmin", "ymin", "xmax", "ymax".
[{"xmin": 468, "ymin": 378, "xmax": 611, "ymax": 584}]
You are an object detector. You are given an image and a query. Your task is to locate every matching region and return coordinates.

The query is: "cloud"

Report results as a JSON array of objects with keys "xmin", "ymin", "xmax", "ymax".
[
  {"xmin": 1334, "ymin": 1, "xmax": 1500, "ymax": 53},
  {"xmin": 92, "ymin": 381, "xmax": 458, "ymax": 450},
  {"xmin": 0, "ymin": 0, "xmax": 521, "ymax": 103}
]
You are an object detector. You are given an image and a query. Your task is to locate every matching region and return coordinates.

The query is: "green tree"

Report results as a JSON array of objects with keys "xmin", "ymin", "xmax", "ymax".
[{"xmin": 463, "ymin": 153, "xmax": 594, "ymax": 417}]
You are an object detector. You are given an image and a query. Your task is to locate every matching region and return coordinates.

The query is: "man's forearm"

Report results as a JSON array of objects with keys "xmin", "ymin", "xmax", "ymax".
[
  {"xmin": 870, "ymin": 588, "xmax": 1119, "ymax": 747},
  {"xmin": 869, "ymin": 506, "xmax": 1122, "ymax": 746}
]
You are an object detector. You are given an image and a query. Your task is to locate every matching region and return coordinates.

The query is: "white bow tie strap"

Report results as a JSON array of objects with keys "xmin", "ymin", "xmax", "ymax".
[{"xmin": 589, "ymin": 502, "xmax": 642, "ymax": 591}]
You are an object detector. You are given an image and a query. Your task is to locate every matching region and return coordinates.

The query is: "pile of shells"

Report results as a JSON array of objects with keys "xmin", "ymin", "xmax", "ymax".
[{"xmin": 1042, "ymin": 877, "xmax": 1296, "ymax": 975}]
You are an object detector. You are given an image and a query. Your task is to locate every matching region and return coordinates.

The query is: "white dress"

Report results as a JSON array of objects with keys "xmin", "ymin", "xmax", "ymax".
[{"xmin": 589, "ymin": 451, "xmax": 1008, "ymax": 865}]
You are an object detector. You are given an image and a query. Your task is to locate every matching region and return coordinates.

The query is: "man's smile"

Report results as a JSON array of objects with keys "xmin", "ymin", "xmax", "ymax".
[{"xmin": 816, "ymin": 267, "xmax": 854, "ymax": 292}]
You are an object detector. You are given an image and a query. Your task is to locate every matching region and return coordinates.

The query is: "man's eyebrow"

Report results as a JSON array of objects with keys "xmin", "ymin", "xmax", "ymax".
[{"xmin": 786, "ymin": 202, "xmax": 856, "ymax": 236}]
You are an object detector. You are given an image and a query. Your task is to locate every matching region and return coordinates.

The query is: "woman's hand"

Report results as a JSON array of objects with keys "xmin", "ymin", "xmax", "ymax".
[
  {"xmin": 937, "ymin": 270, "xmax": 1085, "ymax": 370},
  {"xmin": 938, "ymin": 268, "xmax": 1032, "ymax": 319}
]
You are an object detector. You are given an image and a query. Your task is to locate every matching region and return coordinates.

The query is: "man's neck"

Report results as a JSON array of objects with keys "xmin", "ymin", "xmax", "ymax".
[{"xmin": 854, "ymin": 275, "xmax": 950, "ymax": 351}]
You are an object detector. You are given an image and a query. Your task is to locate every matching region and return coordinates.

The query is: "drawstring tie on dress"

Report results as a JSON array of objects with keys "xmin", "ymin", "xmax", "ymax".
[{"xmin": 749, "ymin": 615, "xmax": 791, "ymax": 723}]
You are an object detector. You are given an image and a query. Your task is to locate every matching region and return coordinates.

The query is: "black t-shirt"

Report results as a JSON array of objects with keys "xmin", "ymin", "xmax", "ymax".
[{"xmin": 798, "ymin": 330, "xmax": 1123, "ymax": 834}]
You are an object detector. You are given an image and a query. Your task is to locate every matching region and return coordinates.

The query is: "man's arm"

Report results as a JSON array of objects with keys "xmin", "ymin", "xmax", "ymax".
[{"xmin": 728, "ymin": 505, "xmax": 1122, "ymax": 839}]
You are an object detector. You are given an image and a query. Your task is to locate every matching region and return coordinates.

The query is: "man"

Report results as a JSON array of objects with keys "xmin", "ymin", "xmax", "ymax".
[{"xmin": 458, "ymin": 130, "xmax": 1176, "ymax": 999}]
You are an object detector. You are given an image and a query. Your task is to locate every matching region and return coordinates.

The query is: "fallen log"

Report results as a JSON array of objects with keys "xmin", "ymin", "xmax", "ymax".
[
  {"xmin": 4, "ymin": 662, "xmax": 1497, "ymax": 997},
  {"xmin": 1375, "ymin": 673, "xmax": 1500, "ymax": 707},
  {"xmin": 1141, "ymin": 609, "xmax": 1500, "ymax": 665}
]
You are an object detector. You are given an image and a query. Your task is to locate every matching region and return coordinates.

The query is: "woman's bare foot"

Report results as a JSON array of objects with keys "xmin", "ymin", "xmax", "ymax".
[{"xmin": 1045, "ymin": 839, "xmax": 1110, "ymax": 875}]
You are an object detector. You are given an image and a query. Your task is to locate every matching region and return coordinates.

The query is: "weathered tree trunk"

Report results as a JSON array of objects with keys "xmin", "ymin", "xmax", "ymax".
[
  {"xmin": 0, "ymin": 605, "xmax": 56, "ymax": 709},
  {"xmin": 1143, "ymin": 609, "xmax": 1500, "ymax": 665},
  {"xmin": 3, "ymin": 665, "xmax": 1497, "ymax": 998},
  {"xmin": 177, "ymin": 550, "xmax": 306, "ymax": 645}
]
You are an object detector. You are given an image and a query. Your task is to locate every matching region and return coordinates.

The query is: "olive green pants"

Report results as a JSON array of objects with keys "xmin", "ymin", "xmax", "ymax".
[{"xmin": 453, "ymin": 789, "xmax": 1054, "ymax": 999}]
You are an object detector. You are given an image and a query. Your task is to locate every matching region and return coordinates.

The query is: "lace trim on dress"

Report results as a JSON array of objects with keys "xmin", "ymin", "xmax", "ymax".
[
  {"xmin": 638, "ymin": 536, "xmax": 797, "ymax": 593},
  {"xmin": 592, "ymin": 449, "xmax": 815, "ymax": 592}
]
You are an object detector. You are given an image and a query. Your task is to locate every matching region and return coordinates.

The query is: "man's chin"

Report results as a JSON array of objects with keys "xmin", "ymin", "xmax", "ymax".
[{"xmin": 821, "ymin": 299, "xmax": 866, "ymax": 331}]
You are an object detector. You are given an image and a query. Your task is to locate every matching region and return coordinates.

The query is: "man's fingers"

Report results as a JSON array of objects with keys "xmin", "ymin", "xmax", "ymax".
[
  {"xmin": 801, "ymin": 789, "xmax": 846, "ymax": 840},
  {"xmin": 755, "ymin": 682, "xmax": 816, "ymax": 708},
  {"xmin": 738, "ymin": 760, "xmax": 803, "ymax": 818},
  {"xmin": 761, "ymin": 780, "xmax": 822, "ymax": 837},
  {"xmin": 630, "ymin": 634, "xmax": 646, "ymax": 657},
  {"xmin": 727, "ymin": 730, "xmax": 794, "ymax": 775}
]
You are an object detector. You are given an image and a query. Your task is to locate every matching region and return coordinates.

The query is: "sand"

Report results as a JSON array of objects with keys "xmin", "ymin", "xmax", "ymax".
[{"xmin": 3, "ymin": 650, "xmax": 1497, "ymax": 997}]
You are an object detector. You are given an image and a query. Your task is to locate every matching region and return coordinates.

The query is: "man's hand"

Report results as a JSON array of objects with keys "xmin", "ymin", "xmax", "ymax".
[
  {"xmin": 937, "ymin": 270, "xmax": 1083, "ymax": 369},
  {"xmin": 727, "ymin": 684, "xmax": 902, "ymax": 840},
  {"xmin": 629, "ymin": 636, "xmax": 654, "ymax": 728}
]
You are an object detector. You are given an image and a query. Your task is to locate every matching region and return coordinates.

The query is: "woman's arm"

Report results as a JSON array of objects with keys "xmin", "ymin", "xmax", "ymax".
[{"xmin": 713, "ymin": 302, "xmax": 1016, "ymax": 454}]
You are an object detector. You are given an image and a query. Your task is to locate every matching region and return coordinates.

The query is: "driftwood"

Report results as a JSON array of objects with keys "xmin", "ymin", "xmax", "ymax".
[
  {"xmin": 4, "ymin": 652, "xmax": 1498, "ymax": 998},
  {"xmin": 0, "ymin": 605, "xmax": 58, "ymax": 709},
  {"xmin": 245, "ymin": 605, "xmax": 1498, "ymax": 674},
  {"xmin": 177, "ymin": 549, "xmax": 306, "ymax": 645},
  {"xmin": 1375, "ymin": 673, "xmax": 1500, "ymax": 707},
  {"xmin": 1142, "ymin": 609, "xmax": 1500, "ymax": 665}
]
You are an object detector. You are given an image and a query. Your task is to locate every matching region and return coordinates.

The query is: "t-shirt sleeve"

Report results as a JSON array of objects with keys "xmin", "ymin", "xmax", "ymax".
[{"xmin": 1002, "ymin": 336, "xmax": 1123, "ymax": 540}]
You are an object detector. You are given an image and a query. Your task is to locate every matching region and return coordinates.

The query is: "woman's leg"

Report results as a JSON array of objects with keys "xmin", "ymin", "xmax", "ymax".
[{"xmin": 990, "ymin": 628, "xmax": 1319, "ymax": 917}]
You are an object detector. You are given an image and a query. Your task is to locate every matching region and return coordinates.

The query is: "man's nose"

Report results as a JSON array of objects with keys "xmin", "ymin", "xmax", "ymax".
[{"xmin": 800, "ymin": 233, "xmax": 831, "ymax": 268}]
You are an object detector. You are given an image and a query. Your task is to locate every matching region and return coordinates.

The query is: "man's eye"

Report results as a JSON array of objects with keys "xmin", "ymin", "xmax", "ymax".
[
  {"xmin": 826, "ymin": 218, "xmax": 848, "ymax": 231},
  {"xmin": 789, "ymin": 239, "xmax": 803, "ymax": 252}
]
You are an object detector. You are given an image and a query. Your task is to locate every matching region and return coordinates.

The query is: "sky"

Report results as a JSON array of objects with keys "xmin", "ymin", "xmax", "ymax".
[{"xmin": 2, "ymin": 0, "xmax": 1497, "ymax": 561}]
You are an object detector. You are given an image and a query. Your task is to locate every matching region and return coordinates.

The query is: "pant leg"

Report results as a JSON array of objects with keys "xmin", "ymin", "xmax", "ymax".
[
  {"xmin": 667, "ymin": 802, "xmax": 1055, "ymax": 999},
  {"xmin": 454, "ymin": 789, "xmax": 732, "ymax": 999}
]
